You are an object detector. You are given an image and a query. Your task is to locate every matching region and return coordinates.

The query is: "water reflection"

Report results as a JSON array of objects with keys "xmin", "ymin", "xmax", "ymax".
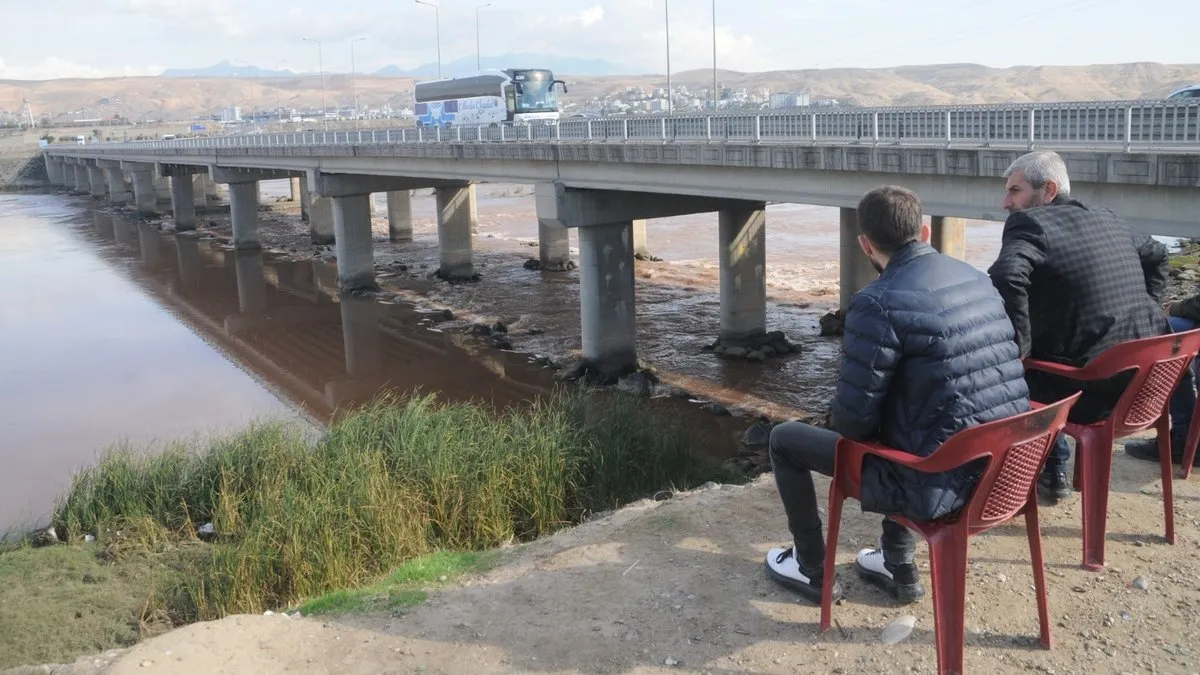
[{"xmin": 82, "ymin": 213, "xmax": 561, "ymax": 421}]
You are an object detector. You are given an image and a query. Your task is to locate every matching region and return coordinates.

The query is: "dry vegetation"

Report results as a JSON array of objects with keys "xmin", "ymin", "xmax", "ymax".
[{"xmin": 2, "ymin": 62, "xmax": 1200, "ymax": 125}]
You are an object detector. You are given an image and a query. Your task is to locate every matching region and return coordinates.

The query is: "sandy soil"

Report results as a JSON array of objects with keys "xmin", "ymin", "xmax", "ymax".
[{"xmin": 18, "ymin": 437, "xmax": 1200, "ymax": 675}]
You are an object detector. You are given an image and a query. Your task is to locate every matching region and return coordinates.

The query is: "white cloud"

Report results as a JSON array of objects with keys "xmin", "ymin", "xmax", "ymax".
[{"xmin": 0, "ymin": 57, "xmax": 162, "ymax": 81}]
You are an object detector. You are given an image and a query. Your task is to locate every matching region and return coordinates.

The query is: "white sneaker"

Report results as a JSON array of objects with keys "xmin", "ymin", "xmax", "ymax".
[
  {"xmin": 764, "ymin": 546, "xmax": 841, "ymax": 603},
  {"xmin": 855, "ymin": 548, "xmax": 925, "ymax": 603}
]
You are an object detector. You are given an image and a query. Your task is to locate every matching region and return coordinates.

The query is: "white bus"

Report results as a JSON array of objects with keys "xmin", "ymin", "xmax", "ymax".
[{"xmin": 413, "ymin": 68, "xmax": 567, "ymax": 127}]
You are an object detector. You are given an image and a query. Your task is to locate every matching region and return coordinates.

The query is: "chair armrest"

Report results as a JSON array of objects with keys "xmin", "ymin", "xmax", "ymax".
[
  {"xmin": 837, "ymin": 438, "xmax": 933, "ymax": 470},
  {"xmin": 1023, "ymin": 358, "xmax": 1084, "ymax": 378}
]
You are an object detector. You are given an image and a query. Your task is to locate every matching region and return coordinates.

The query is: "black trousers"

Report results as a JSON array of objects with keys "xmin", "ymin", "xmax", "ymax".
[{"xmin": 769, "ymin": 421, "xmax": 916, "ymax": 571}]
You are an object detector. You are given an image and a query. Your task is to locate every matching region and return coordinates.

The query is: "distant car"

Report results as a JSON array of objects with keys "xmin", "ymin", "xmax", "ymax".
[
  {"xmin": 75, "ymin": 135, "xmax": 86, "ymax": 145},
  {"xmin": 1166, "ymin": 85, "xmax": 1200, "ymax": 100}
]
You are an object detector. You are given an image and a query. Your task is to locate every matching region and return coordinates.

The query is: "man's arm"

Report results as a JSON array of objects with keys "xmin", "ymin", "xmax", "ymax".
[
  {"xmin": 829, "ymin": 294, "xmax": 902, "ymax": 441},
  {"xmin": 987, "ymin": 212, "xmax": 1048, "ymax": 359},
  {"xmin": 1169, "ymin": 293, "xmax": 1200, "ymax": 323},
  {"xmin": 1132, "ymin": 231, "xmax": 1169, "ymax": 303}
]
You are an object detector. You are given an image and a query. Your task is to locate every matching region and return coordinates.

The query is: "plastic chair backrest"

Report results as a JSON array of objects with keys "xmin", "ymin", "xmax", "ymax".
[
  {"xmin": 904, "ymin": 395, "xmax": 1078, "ymax": 531},
  {"xmin": 1072, "ymin": 330, "xmax": 1200, "ymax": 436}
]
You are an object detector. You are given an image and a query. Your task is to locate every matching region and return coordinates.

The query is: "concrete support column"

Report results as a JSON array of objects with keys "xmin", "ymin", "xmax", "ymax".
[
  {"xmin": 87, "ymin": 165, "xmax": 107, "ymax": 199},
  {"xmin": 578, "ymin": 221, "xmax": 637, "ymax": 375},
  {"xmin": 154, "ymin": 176, "xmax": 172, "ymax": 204},
  {"xmin": 73, "ymin": 165, "xmax": 89, "ymax": 193},
  {"xmin": 386, "ymin": 190, "xmax": 413, "ymax": 242},
  {"xmin": 930, "ymin": 215, "xmax": 967, "ymax": 260},
  {"xmin": 44, "ymin": 158, "xmax": 61, "ymax": 185},
  {"xmin": 435, "ymin": 185, "xmax": 476, "ymax": 280},
  {"xmin": 299, "ymin": 177, "xmax": 311, "ymax": 222},
  {"xmin": 718, "ymin": 206, "xmax": 767, "ymax": 343},
  {"xmin": 227, "ymin": 181, "xmax": 260, "ymax": 249},
  {"xmin": 105, "ymin": 168, "xmax": 131, "ymax": 204},
  {"xmin": 289, "ymin": 177, "xmax": 302, "ymax": 202},
  {"xmin": 632, "ymin": 219, "xmax": 652, "ymax": 259},
  {"xmin": 332, "ymin": 193, "xmax": 377, "ymax": 291},
  {"xmin": 310, "ymin": 196, "xmax": 334, "ymax": 244},
  {"xmin": 234, "ymin": 249, "xmax": 267, "ymax": 314},
  {"xmin": 192, "ymin": 174, "xmax": 210, "ymax": 208},
  {"xmin": 129, "ymin": 169, "xmax": 158, "ymax": 215},
  {"xmin": 538, "ymin": 218, "xmax": 571, "ymax": 271},
  {"xmin": 170, "ymin": 176, "xmax": 197, "ymax": 232},
  {"xmin": 839, "ymin": 207, "xmax": 879, "ymax": 310}
]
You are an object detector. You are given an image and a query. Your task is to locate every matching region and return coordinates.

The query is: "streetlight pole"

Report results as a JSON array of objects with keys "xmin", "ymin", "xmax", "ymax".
[
  {"xmin": 303, "ymin": 37, "xmax": 327, "ymax": 130},
  {"xmin": 664, "ymin": 0, "xmax": 672, "ymax": 115},
  {"xmin": 712, "ymin": 0, "xmax": 718, "ymax": 113},
  {"xmin": 475, "ymin": 2, "xmax": 493, "ymax": 71},
  {"xmin": 351, "ymin": 36, "xmax": 368, "ymax": 128},
  {"xmin": 275, "ymin": 59, "xmax": 288, "ymax": 126},
  {"xmin": 415, "ymin": 0, "xmax": 442, "ymax": 79}
]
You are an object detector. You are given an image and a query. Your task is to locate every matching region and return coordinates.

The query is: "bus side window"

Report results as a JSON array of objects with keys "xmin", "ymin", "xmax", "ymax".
[{"xmin": 504, "ymin": 85, "xmax": 516, "ymax": 114}]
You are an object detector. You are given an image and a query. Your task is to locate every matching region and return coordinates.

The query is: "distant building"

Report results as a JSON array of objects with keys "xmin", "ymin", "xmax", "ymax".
[
  {"xmin": 769, "ymin": 92, "xmax": 811, "ymax": 109},
  {"xmin": 220, "ymin": 106, "xmax": 242, "ymax": 122}
]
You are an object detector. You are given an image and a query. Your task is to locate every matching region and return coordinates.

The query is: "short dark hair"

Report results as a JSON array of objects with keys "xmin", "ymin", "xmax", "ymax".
[{"xmin": 856, "ymin": 186, "xmax": 923, "ymax": 254}]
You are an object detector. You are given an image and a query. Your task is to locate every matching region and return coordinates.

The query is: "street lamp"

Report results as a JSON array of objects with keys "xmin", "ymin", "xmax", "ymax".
[
  {"xmin": 351, "ymin": 36, "xmax": 369, "ymax": 127},
  {"xmin": 664, "ymin": 0, "xmax": 672, "ymax": 115},
  {"xmin": 414, "ymin": 0, "xmax": 442, "ymax": 79},
  {"xmin": 712, "ymin": 0, "xmax": 718, "ymax": 112},
  {"xmin": 303, "ymin": 37, "xmax": 327, "ymax": 129},
  {"xmin": 275, "ymin": 59, "xmax": 288, "ymax": 124},
  {"xmin": 475, "ymin": 2, "xmax": 493, "ymax": 71}
]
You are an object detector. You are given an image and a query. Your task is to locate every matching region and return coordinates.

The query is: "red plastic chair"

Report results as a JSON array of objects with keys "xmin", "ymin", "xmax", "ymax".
[
  {"xmin": 819, "ymin": 394, "xmax": 1079, "ymax": 675},
  {"xmin": 1025, "ymin": 328, "xmax": 1200, "ymax": 570}
]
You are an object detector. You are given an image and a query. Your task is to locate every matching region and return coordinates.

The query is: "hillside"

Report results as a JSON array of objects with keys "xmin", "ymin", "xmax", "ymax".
[{"xmin": 1, "ymin": 61, "xmax": 1198, "ymax": 124}]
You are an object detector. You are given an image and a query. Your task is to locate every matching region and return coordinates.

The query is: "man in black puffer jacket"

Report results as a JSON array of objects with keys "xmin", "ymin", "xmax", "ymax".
[{"xmin": 765, "ymin": 186, "xmax": 1030, "ymax": 605}]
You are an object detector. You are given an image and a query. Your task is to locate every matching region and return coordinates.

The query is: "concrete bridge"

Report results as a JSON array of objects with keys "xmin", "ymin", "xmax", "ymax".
[{"xmin": 45, "ymin": 100, "xmax": 1200, "ymax": 376}]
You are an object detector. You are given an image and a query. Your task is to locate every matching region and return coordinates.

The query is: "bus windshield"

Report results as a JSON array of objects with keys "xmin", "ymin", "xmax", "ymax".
[{"xmin": 513, "ymin": 70, "xmax": 558, "ymax": 114}]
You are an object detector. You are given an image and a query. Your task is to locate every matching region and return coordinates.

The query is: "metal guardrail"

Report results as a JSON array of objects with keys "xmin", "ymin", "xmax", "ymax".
[{"xmin": 47, "ymin": 100, "xmax": 1200, "ymax": 153}]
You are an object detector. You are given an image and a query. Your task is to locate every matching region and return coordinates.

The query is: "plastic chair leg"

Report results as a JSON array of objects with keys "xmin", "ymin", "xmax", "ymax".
[
  {"xmin": 1157, "ymin": 414, "xmax": 1176, "ymax": 544},
  {"xmin": 927, "ymin": 525, "xmax": 970, "ymax": 675},
  {"xmin": 1077, "ymin": 430, "xmax": 1115, "ymax": 571},
  {"xmin": 819, "ymin": 489, "xmax": 845, "ymax": 634},
  {"xmin": 1024, "ymin": 499, "xmax": 1053, "ymax": 649},
  {"xmin": 1182, "ymin": 397, "xmax": 1200, "ymax": 479}
]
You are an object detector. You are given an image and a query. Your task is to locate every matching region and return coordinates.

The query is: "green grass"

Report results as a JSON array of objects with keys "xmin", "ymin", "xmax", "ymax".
[
  {"xmin": 1169, "ymin": 254, "xmax": 1199, "ymax": 269},
  {"xmin": 295, "ymin": 550, "xmax": 505, "ymax": 616},
  {"xmin": 42, "ymin": 390, "xmax": 727, "ymax": 625}
]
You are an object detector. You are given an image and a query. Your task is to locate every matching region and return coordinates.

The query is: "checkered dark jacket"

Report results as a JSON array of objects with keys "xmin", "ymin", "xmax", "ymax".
[{"xmin": 988, "ymin": 198, "xmax": 1170, "ymax": 367}]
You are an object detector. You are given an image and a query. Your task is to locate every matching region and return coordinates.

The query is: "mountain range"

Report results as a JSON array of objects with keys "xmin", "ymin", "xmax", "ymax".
[{"xmin": 162, "ymin": 54, "xmax": 639, "ymax": 79}]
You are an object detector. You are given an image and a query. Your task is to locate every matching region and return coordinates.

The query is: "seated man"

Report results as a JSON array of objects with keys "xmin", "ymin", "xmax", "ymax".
[
  {"xmin": 765, "ymin": 186, "xmax": 1029, "ymax": 603},
  {"xmin": 1123, "ymin": 296, "xmax": 1200, "ymax": 465},
  {"xmin": 988, "ymin": 151, "xmax": 1173, "ymax": 498}
]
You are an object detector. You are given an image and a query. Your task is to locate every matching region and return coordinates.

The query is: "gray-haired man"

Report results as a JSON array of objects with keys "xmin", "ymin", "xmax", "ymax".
[{"xmin": 989, "ymin": 151, "xmax": 1171, "ymax": 501}]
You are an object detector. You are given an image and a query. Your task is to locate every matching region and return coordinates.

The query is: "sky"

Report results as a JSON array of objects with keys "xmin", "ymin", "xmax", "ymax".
[{"xmin": 1, "ymin": 0, "xmax": 1197, "ymax": 80}]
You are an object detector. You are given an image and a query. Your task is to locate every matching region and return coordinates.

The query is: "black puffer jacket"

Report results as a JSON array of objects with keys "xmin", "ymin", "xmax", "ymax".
[{"xmin": 830, "ymin": 242, "xmax": 1030, "ymax": 522}]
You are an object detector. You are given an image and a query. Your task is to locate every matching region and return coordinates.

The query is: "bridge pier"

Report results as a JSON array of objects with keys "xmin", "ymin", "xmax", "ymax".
[
  {"xmin": 579, "ymin": 221, "xmax": 637, "ymax": 375},
  {"xmin": 632, "ymin": 219, "xmax": 653, "ymax": 259},
  {"xmin": 170, "ymin": 176, "xmax": 197, "ymax": 232},
  {"xmin": 930, "ymin": 215, "xmax": 966, "ymax": 260},
  {"xmin": 72, "ymin": 163, "xmax": 89, "ymax": 194},
  {"xmin": 126, "ymin": 165, "xmax": 159, "ymax": 215},
  {"xmin": 538, "ymin": 218, "xmax": 571, "ymax": 271},
  {"xmin": 718, "ymin": 205, "xmax": 768, "ymax": 343},
  {"xmin": 97, "ymin": 161, "xmax": 131, "ymax": 204},
  {"xmin": 387, "ymin": 190, "xmax": 413, "ymax": 242},
  {"xmin": 289, "ymin": 177, "xmax": 302, "ymax": 203},
  {"xmin": 435, "ymin": 185, "xmax": 476, "ymax": 280},
  {"xmin": 299, "ymin": 176, "xmax": 311, "ymax": 222},
  {"xmin": 310, "ymin": 196, "xmax": 335, "ymax": 244},
  {"xmin": 228, "ymin": 181, "xmax": 261, "ymax": 249},
  {"xmin": 332, "ymin": 194, "xmax": 377, "ymax": 291},
  {"xmin": 154, "ymin": 176, "xmax": 172, "ymax": 205},
  {"xmin": 839, "ymin": 206, "xmax": 879, "ymax": 310},
  {"xmin": 192, "ymin": 174, "xmax": 210, "ymax": 208},
  {"xmin": 87, "ymin": 163, "xmax": 107, "ymax": 199}
]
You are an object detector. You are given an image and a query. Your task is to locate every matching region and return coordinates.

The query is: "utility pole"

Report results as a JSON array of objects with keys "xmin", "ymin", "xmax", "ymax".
[
  {"xmin": 664, "ymin": 0, "xmax": 672, "ymax": 115},
  {"xmin": 351, "ymin": 36, "xmax": 368, "ymax": 127},
  {"xmin": 475, "ymin": 2, "xmax": 493, "ymax": 71},
  {"xmin": 415, "ymin": 0, "xmax": 442, "ymax": 79},
  {"xmin": 712, "ymin": 0, "xmax": 719, "ymax": 112}
]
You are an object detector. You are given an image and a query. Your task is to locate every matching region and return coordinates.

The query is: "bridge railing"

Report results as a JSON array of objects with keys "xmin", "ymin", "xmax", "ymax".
[{"xmin": 48, "ymin": 100, "xmax": 1200, "ymax": 153}]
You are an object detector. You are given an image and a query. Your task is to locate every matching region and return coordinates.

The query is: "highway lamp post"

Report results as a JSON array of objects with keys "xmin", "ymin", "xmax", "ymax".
[
  {"xmin": 351, "ymin": 36, "xmax": 369, "ymax": 128},
  {"xmin": 475, "ymin": 2, "xmax": 493, "ymax": 71},
  {"xmin": 414, "ymin": 0, "xmax": 442, "ymax": 79},
  {"xmin": 303, "ymin": 37, "xmax": 328, "ymax": 130},
  {"xmin": 275, "ymin": 59, "xmax": 288, "ymax": 126},
  {"xmin": 712, "ymin": 0, "xmax": 718, "ymax": 112},
  {"xmin": 664, "ymin": 0, "xmax": 672, "ymax": 115}
]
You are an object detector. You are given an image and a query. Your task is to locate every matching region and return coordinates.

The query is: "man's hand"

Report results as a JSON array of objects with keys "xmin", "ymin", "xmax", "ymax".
[{"xmin": 1164, "ymin": 300, "xmax": 1175, "ymax": 315}]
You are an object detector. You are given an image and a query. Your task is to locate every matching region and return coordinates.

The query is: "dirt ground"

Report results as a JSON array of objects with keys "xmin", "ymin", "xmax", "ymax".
[{"xmin": 14, "ymin": 437, "xmax": 1200, "ymax": 675}]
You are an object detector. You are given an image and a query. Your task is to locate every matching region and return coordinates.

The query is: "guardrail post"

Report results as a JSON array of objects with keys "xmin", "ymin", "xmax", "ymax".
[
  {"xmin": 810, "ymin": 114, "xmax": 817, "ymax": 143},
  {"xmin": 754, "ymin": 116, "xmax": 761, "ymax": 142},
  {"xmin": 500, "ymin": 124, "xmax": 506, "ymax": 141},
  {"xmin": 623, "ymin": 119, "xmax": 629, "ymax": 140},
  {"xmin": 1027, "ymin": 108, "xmax": 1035, "ymax": 150},
  {"xmin": 945, "ymin": 110, "xmax": 952, "ymax": 146},
  {"xmin": 457, "ymin": 126, "xmax": 462, "ymax": 142},
  {"xmin": 661, "ymin": 118, "xmax": 667, "ymax": 140},
  {"xmin": 872, "ymin": 112, "xmax": 879, "ymax": 144},
  {"xmin": 587, "ymin": 120, "xmax": 593, "ymax": 140},
  {"xmin": 706, "ymin": 116, "xmax": 712, "ymax": 141},
  {"xmin": 418, "ymin": 127, "xmax": 424, "ymax": 142},
  {"xmin": 1124, "ymin": 106, "xmax": 1133, "ymax": 152},
  {"xmin": 436, "ymin": 126, "xmax": 442, "ymax": 142}
]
